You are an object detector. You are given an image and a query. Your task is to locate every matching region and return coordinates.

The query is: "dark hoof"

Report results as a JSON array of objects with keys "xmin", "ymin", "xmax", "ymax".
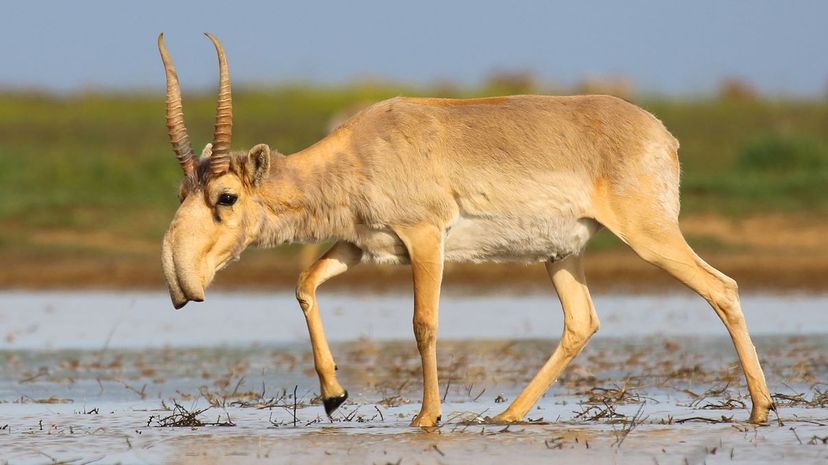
[{"xmin": 323, "ymin": 390, "xmax": 348, "ymax": 416}]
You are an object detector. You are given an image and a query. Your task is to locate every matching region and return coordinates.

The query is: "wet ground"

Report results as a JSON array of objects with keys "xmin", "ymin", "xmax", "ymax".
[{"xmin": 1, "ymin": 291, "xmax": 827, "ymax": 464}]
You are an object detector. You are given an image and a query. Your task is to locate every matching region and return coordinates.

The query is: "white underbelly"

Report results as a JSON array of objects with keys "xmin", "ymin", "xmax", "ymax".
[
  {"xmin": 444, "ymin": 215, "xmax": 599, "ymax": 263},
  {"xmin": 353, "ymin": 216, "xmax": 600, "ymax": 265}
]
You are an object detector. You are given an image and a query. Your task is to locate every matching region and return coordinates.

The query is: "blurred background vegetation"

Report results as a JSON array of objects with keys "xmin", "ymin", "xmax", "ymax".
[{"xmin": 1, "ymin": 77, "xmax": 827, "ymax": 289}]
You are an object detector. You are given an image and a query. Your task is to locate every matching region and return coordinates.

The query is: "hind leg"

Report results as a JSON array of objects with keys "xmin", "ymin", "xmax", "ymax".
[
  {"xmin": 492, "ymin": 254, "xmax": 599, "ymax": 423},
  {"xmin": 600, "ymin": 213, "xmax": 773, "ymax": 423}
]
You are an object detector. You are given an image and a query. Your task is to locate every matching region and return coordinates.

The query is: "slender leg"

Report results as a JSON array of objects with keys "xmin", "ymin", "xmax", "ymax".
[
  {"xmin": 492, "ymin": 255, "xmax": 599, "ymax": 423},
  {"xmin": 393, "ymin": 223, "xmax": 445, "ymax": 427},
  {"xmin": 295, "ymin": 240, "xmax": 363, "ymax": 416},
  {"xmin": 610, "ymin": 222, "xmax": 774, "ymax": 424}
]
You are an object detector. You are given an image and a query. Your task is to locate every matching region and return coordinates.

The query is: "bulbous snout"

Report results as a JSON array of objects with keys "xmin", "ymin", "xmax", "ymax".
[
  {"xmin": 162, "ymin": 227, "xmax": 207, "ymax": 309},
  {"xmin": 160, "ymin": 186, "xmax": 249, "ymax": 309}
]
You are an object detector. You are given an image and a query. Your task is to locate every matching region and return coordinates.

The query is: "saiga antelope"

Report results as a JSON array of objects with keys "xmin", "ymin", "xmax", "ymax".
[{"xmin": 158, "ymin": 34, "xmax": 775, "ymax": 427}]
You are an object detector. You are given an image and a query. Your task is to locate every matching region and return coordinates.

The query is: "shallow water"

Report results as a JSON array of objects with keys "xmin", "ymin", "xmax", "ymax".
[
  {"xmin": 1, "ymin": 291, "xmax": 827, "ymax": 464},
  {"xmin": 1, "ymin": 291, "xmax": 827, "ymax": 350}
]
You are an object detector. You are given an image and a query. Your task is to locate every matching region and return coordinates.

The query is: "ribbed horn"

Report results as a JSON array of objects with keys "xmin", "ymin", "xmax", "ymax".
[
  {"xmin": 157, "ymin": 33, "xmax": 195, "ymax": 177},
  {"xmin": 205, "ymin": 33, "xmax": 232, "ymax": 176}
]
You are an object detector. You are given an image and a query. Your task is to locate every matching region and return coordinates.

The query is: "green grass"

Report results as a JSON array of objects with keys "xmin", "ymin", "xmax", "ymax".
[
  {"xmin": 2, "ymin": 87, "xmax": 827, "ymax": 257},
  {"xmin": 641, "ymin": 99, "xmax": 828, "ymax": 213}
]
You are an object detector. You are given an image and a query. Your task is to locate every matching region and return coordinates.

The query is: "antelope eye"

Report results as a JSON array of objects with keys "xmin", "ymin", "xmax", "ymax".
[{"xmin": 217, "ymin": 193, "xmax": 237, "ymax": 206}]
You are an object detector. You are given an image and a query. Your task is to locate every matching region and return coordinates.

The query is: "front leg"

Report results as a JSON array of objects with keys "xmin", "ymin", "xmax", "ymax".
[
  {"xmin": 295, "ymin": 241, "xmax": 363, "ymax": 416},
  {"xmin": 393, "ymin": 223, "xmax": 445, "ymax": 428}
]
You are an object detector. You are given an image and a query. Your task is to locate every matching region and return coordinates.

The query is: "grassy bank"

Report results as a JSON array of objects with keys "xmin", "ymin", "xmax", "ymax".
[{"xmin": 1, "ymin": 86, "xmax": 827, "ymax": 286}]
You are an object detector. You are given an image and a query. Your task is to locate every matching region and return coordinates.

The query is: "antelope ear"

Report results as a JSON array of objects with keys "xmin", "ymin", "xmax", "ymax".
[{"xmin": 246, "ymin": 144, "xmax": 272, "ymax": 186}]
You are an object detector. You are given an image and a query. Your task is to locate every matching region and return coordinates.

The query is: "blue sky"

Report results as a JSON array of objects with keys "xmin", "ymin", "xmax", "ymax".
[{"xmin": 3, "ymin": 1, "xmax": 827, "ymax": 96}]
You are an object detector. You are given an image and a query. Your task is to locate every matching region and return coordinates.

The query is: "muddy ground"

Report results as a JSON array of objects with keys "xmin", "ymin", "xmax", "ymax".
[
  {"xmin": 1, "ymin": 337, "xmax": 827, "ymax": 464},
  {"xmin": 0, "ymin": 292, "xmax": 827, "ymax": 464}
]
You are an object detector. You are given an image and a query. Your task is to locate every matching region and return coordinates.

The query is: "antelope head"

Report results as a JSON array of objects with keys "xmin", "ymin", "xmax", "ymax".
[{"xmin": 159, "ymin": 33, "xmax": 274, "ymax": 309}]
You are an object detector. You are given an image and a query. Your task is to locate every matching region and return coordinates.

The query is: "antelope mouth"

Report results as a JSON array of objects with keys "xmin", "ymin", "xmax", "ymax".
[
  {"xmin": 173, "ymin": 292, "xmax": 204, "ymax": 310},
  {"xmin": 173, "ymin": 295, "xmax": 190, "ymax": 310},
  {"xmin": 170, "ymin": 280, "xmax": 206, "ymax": 309},
  {"xmin": 168, "ymin": 276, "xmax": 206, "ymax": 309}
]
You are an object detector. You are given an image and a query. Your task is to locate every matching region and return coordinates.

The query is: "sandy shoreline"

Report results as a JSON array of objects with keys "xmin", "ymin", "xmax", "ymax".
[
  {"xmin": 2, "ymin": 213, "xmax": 827, "ymax": 293},
  {"xmin": 3, "ymin": 248, "xmax": 828, "ymax": 294}
]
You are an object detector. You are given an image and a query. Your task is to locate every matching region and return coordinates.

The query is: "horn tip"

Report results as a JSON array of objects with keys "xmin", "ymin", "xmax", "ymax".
[{"xmin": 204, "ymin": 32, "xmax": 222, "ymax": 47}]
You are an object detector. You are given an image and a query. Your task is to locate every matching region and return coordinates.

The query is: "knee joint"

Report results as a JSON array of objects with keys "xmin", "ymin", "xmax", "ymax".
[
  {"xmin": 587, "ymin": 312, "xmax": 600, "ymax": 335},
  {"xmin": 295, "ymin": 273, "xmax": 316, "ymax": 314},
  {"xmin": 561, "ymin": 330, "xmax": 588, "ymax": 355},
  {"xmin": 714, "ymin": 277, "xmax": 743, "ymax": 325},
  {"xmin": 561, "ymin": 314, "xmax": 599, "ymax": 356},
  {"xmin": 721, "ymin": 277, "xmax": 739, "ymax": 304},
  {"xmin": 413, "ymin": 319, "xmax": 437, "ymax": 347}
]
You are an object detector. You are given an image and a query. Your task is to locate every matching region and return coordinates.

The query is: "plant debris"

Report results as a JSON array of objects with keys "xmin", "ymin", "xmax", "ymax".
[{"xmin": 148, "ymin": 402, "xmax": 235, "ymax": 428}]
